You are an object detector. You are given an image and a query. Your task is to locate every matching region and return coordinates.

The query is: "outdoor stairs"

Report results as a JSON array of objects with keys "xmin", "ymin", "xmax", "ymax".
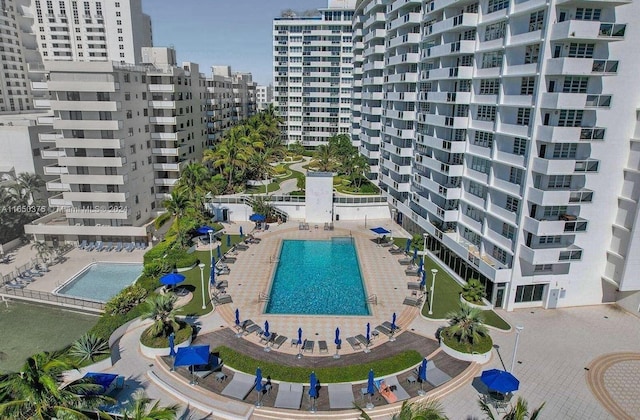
[
  {"xmin": 242, "ymin": 195, "xmax": 289, "ymax": 223},
  {"xmin": 258, "ymin": 291, "xmax": 270, "ymax": 302},
  {"xmin": 367, "ymin": 294, "xmax": 378, "ymax": 305}
]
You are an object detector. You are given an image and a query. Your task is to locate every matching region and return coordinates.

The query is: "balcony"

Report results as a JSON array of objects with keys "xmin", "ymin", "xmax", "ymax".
[
  {"xmin": 39, "ymin": 132, "xmax": 63, "ymax": 143},
  {"xmin": 154, "ymin": 178, "xmax": 180, "ymax": 186},
  {"xmin": 148, "ymin": 84, "xmax": 175, "ymax": 92},
  {"xmin": 527, "ymin": 187, "xmax": 593, "ymax": 205},
  {"xmin": 47, "ymin": 80, "xmax": 119, "ymax": 92},
  {"xmin": 520, "ymin": 244, "xmax": 583, "ymax": 264},
  {"xmin": 46, "ymin": 180, "xmax": 71, "ymax": 192},
  {"xmin": 55, "ymin": 137, "xmax": 123, "ymax": 149},
  {"xmin": 41, "ymin": 149, "xmax": 67, "ymax": 159},
  {"xmin": 58, "ymin": 156, "xmax": 126, "ymax": 167},
  {"xmin": 152, "ymin": 148, "xmax": 179, "ymax": 156},
  {"xmin": 153, "ymin": 163, "xmax": 180, "ymax": 171},
  {"xmin": 523, "ymin": 216, "xmax": 588, "ymax": 236},
  {"xmin": 425, "ymin": 91, "xmax": 471, "ymax": 104},
  {"xmin": 48, "ymin": 194, "xmax": 72, "ymax": 208},
  {"xmin": 53, "ymin": 120, "xmax": 123, "ymax": 131},
  {"xmin": 427, "ymin": 13, "xmax": 478, "ymax": 37},
  {"xmin": 50, "ymin": 100, "xmax": 121, "ymax": 112},
  {"xmin": 422, "ymin": 66, "xmax": 473, "ymax": 80},
  {"xmin": 63, "ymin": 191, "xmax": 129, "ymax": 202},
  {"xmin": 148, "ymin": 100, "xmax": 176, "ymax": 109},
  {"xmin": 60, "ymin": 174, "xmax": 127, "ymax": 185},
  {"xmin": 545, "ymin": 57, "xmax": 619, "ymax": 76},
  {"xmin": 551, "ymin": 20, "xmax": 626, "ymax": 42},
  {"xmin": 536, "ymin": 125, "xmax": 605, "ymax": 142},
  {"xmin": 30, "ymin": 81, "xmax": 48, "ymax": 90},
  {"xmin": 149, "ymin": 116, "xmax": 177, "ymax": 125},
  {"xmin": 43, "ymin": 165, "xmax": 69, "ymax": 175},
  {"xmin": 151, "ymin": 132, "xmax": 178, "ymax": 140},
  {"xmin": 388, "ymin": 32, "xmax": 421, "ymax": 49}
]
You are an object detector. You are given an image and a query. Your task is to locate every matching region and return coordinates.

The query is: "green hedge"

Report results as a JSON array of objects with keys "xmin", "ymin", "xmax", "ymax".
[
  {"xmin": 212, "ymin": 346, "xmax": 422, "ymax": 383},
  {"xmin": 89, "ymin": 304, "xmax": 148, "ymax": 341}
]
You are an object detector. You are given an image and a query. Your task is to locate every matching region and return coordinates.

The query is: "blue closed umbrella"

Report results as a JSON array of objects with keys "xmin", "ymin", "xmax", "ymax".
[
  {"xmin": 405, "ymin": 238, "xmax": 411, "ymax": 253},
  {"xmin": 210, "ymin": 257, "xmax": 216, "ymax": 285},
  {"xmin": 226, "ymin": 234, "xmax": 231, "ymax": 247},
  {"xmin": 309, "ymin": 372, "xmax": 318, "ymax": 398},
  {"xmin": 169, "ymin": 332, "xmax": 176, "ymax": 357},
  {"xmin": 481, "ymin": 369, "xmax": 520, "ymax": 394},
  {"xmin": 160, "ymin": 272, "xmax": 185, "ymax": 287},
  {"xmin": 197, "ymin": 225, "xmax": 215, "ymax": 235},
  {"xmin": 255, "ymin": 367, "xmax": 263, "ymax": 392},
  {"xmin": 239, "ymin": 226, "xmax": 244, "ymax": 237},
  {"xmin": 235, "ymin": 309, "xmax": 240, "ymax": 327},
  {"xmin": 420, "ymin": 271, "xmax": 426, "ymax": 289},
  {"xmin": 263, "ymin": 320, "xmax": 270, "ymax": 338},
  {"xmin": 366, "ymin": 322, "xmax": 370, "ymax": 343},
  {"xmin": 297, "ymin": 327, "xmax": 303, "ymax": 346},
  {"xmin": 418, "ymin": 257, "xmax": 424, "ymax": 275},
  {"xmin": 419, "ymin": 359, "xmax": 427, "ymax": 382},
  {"xmin": 367, "ymin": 369, "xmax": 375, "ymax": 395},
  {"xmin": 334, "ymin": 327, "xmax": 341, "ymax": 346},
  {"xmin": 413, "ymin": 247, "xmax": 418, "ymax": 263},
  {"xmin": 391, "ymin": 312, "xmax": 397, "ymax": 331},
  {"xmin": 217, "ymin": 245, "xmax": 222, "ymax": 259}
]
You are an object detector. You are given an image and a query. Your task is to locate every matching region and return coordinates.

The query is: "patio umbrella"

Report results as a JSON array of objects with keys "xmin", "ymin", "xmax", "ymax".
[
  {"xmin": 160, "ymin": 272, "xmax": 185, "ymax": 288},
  {"xmin": 239, "ymin": 226, "xmax": 244, "ymax": 237},
  {"xmin": 405, "ymin": 238, "xmax": 411, "ymax": 253},
  {"xmin": 418, "ymin": 257, "xmax": 424, "ymax": 275},
  {"xmin": 80, "ymin": 373, "xmax": 119, "ymax": 395},
  {"xmin": 391, "ymin": 312, "xmax": 397, "ymax": 331},
  {"xmin": 169, "ymin": 332, "xmax": 176, "ymax": 357},
  {"xmin": 235, "ymin": 309, "xmax": 240, "ymax": 328},
  {"xmin": 309, "ymin": 371, "xmax": 318, "ymax": 398},
  {"xmin": 420, "ymin": 270, "xmax": 426, "ymax": 289},
  {"xmin": 209, "ymin": 257, "xmax": 216, "ymax": 285},
  {"xmin": 334, "ymin": 327, "xmax": 341, "ymax": 346},
  {"xmin": 366, "ymin": 369, "xmax": 375, "ymax": 409},
  {"xmin": 217, "ymin": 245, "xmax": 222, "ymax": 259},
  {"xmin": 174, "ymin": 345, "xmax": 210, "ymax": 384},
  {"xmin": 366, "ymin": 322, "xmax": 370, "ymax": 343},
  {"xmin": 481, "ymin": 369, "xmax": 520, "ymax": 394},
  {"xmin": 298, "ymin": 327, "xmax": 303, "ymax": 346},
  {"xmin": 418, "ymin": 358, "xmax": 427, "ymax": 395},
  {"xmin": 226, "ymin": 234, "xmax": 231, "ymax": 247},
  {"xmin": 263, "ymin": 320, "xmax": 270, "ymax": 338},
  {"xmin": 412, "ymin": 247, "xmax": 418, "ymax": 263},
  {"xmin": 196, "ymin": 225, "xmax": 215, "ymax": 235},
  {"xmin": 255, "ymin": 367, "xmax": 263, "ymax": 407},
  {"xmin": 249, "ymin": 214, "xmax": 266, "ymax": 222}
]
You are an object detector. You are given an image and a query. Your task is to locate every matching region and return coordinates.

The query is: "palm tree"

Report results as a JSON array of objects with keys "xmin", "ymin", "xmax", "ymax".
[
  {"xmin": 357, "ymin": 399, "xmax": 448, "ymax": 420},
  {"xmin": 313, "ymin": 144, "xmax": 336, "ymax": 172},
  {"xmin": 122, "ymin": 389, "xmax": 179, "ymax": 420},
  {"xmin": 163, "ymin": 189, "xmax": 190, "ymax": 245},
  {"xmin": 176, "ymin": 162, "xmax": 211, "ymax": 207},
  {"xmin": 479, "ymin": 396, "xmax": 545, "ymax": 420},
  {"xmin": 69, "ymin": 333, "xmax": 110, "ymax": 363},
  {"xmin": 203, "ymin": 126, "xmax": 254, "ymax": 191},
  {"xmin": 142, "ymin": 294, "xmax": 180, "ymax": 338},
  {"xmin": 248, "ymin": 149, "xmax": 277, "ymax": 193},
  {"xmin": 349, "ymin": 154, "xmax": 371, "ymax": 189},
  {"xmin": 444, "ymin": 304, "xmax": 489, "ymax": 345},
  {"xmin": 462, "ymin": 278, "xmax": 487, "ymax": 305},
  {"xmin": 0, "ymin": 351, "xmax": 113, "ymax": 419},
  {"xmin": 15, "ymin": 172, "xmax": 45, "ymax": 205},
  {"xmin": 31, "ymin": 241, "xmax": 53, "ymax": 264}
]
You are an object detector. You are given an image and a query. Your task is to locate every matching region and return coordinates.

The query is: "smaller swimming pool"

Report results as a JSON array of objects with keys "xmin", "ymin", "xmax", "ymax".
[{"xmin": 54, "ymin": 263, "xmax": 143, "ymax": 302}]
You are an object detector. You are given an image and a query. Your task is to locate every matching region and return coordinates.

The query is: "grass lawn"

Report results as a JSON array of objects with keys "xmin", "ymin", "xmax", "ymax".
[
  {"xmin": 175, "ymin": 234, "xmax": 245, "ymax": 317},
  {"xmin": 244, "ymin": 163, "xmax": 304, "ymax": 194}
]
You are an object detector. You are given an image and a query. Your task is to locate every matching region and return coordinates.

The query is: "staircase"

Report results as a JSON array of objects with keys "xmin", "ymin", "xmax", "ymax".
[{"xmin": 242, "ymin": 195, "xmax": 289, "ymax": 222}]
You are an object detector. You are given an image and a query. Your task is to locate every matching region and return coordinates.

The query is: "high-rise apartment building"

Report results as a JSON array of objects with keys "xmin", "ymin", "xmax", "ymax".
[
  {"xmin": 273, "ymin": 0, "xmax": 356, "ymax": 147},
  {"xmin": 353, "ymin": 0, "xmax": 640, "ymax": 312},
  {"xmin": 256, "ymin": 84, "xmax": 273, "ymax": 111},
  {"xmin": 232, "ymin": 72, "xmax": 257, "ymax": 124}
]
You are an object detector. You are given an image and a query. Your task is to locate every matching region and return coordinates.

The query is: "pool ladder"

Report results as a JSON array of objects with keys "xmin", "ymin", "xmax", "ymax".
[
  {"xmin": 367, "ymin": 294, "xmax": 378, "ymax": 305},
  {"xmin": 258, "ymin": 291, "xmax": 270, "ymax": 302}
]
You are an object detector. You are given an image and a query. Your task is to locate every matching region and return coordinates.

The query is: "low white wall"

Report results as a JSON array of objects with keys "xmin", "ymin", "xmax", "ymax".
[
  {"xmin": 140, "ymin": 334, "xmax": 192, "ymax": 359},
  {"xmin": 439, "ymin": 339, "xmax": 492, "ymax": 364},
  {"xmin": 0, "ymin": 237, "xmax": 23, "ymax": 254},
  {"xmin": 334, "ymin": 203, "xmax": 390, "ymax": 221}
]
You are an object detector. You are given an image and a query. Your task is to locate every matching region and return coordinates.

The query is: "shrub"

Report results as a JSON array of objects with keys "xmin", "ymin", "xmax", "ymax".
[
  {"xmin": 89, "ymin": 304, "xmax": 147, "ymax": 341},
  {"xmin": 359, "ymin": 182, "xmax": 379, "ymax": 194},
  {"xmin": 154, "ymin": 212, "xmax": 171, "ymax": 229},
  {"xmin": 441, "ymin": 328, "xmax": 493, "ymax": 354},
  {"xmin": 143, "ymin": 240, "xmax": 172, "ymax": 264},
  {"xmin": 461, "ymin": 278, "xmax": 486, "ymax": 305},
  {"xmin": 140, "ymin": 322, "xmax": 192, "ymax": 348},
  {"xmin": 69, "ymin": 333, "xmax": 110, "ymax": 363},
  {"xmin": 104, "ymin": 284, "xmax": 148, "ymax": 315},
  {"xmin": 273, "ymin": 164, "xmax": 286, "ymax": 175},
  {"xmin": 333, "ymin": 176, "xmax": 343, "ymax": 186}
]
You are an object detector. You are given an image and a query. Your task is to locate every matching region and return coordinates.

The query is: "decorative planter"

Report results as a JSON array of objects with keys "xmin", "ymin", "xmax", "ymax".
[
  {"xmin": 459, "ymin": 294, "xmax": 493, "ymax": 311},
  {"xmin": 439, "ymin": 338, "xmax": 492, "ymax": 364},
  {"xmin": 139, "ymin": 334, "xmax": 192, "ymax": 359}
]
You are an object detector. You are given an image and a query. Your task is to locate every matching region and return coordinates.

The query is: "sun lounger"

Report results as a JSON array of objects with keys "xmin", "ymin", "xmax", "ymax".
[
  {"xmin": 383, "ymin": 376, "xmax": 410, "ymax": 401},
  {"xmin": 318, "ymin": 340, "xmax": 328, "ymax": 353},
  {"xmin": 259, "ymin": 332, "xmax": 273, "ymax": 344},
  {"xmin": 215, "ymin": 280, "xmax": 228, "ymax": 289},
  {"xmin": 212, "ymin": 293, "xmax": 232, "ymax": 305},
  {"xmin": 382, "ymin": 321, "xmax": 400, "ymax": 332},
  {"xmin": 36, "ymin": 263, "xmax": 49, "ymax": 272},
  {"xmin": 398, "ymin": 257, "xmax": 413, "ymax": 265},
  {"xmin": 95, "ymin": 241, "xmax": 105, "ymax": 252},
  {"xmin": 426, "ymin": 361, "xmax": 452, "ymax": 387},
  {"xmin": 403, "ymin": 296, "xmax": 423, "ymax": 307},
  {"xmin": 221, "ymin": 256, "xmax": 236, "ymax": 264},
  {"xmin": 245, "ymin": 324, "xmax": 262, "ymax": 335},
  {"xmin": 408, "ymin": 281, "xmax": 422, "ymax": 290},
  {"xmin": 346, "ymin": 336, "xmax": 362, "ymax": 350},
  {"xmin": 86, "ymin": 241, "xmax": 95, "ymax": 251},
  {"xmin": 355, "ymin": 334, "xmax": 369, "ymax": 347},
  {"xmin": 78, "ymin": 240, "xmax": 87, "ymax": 250},
  {"xmin": 234, "ymin": 243, "xmax": 249, "ymax": 251},
  {"xmin": 221, "ymin": 372, "xmax": 256, "ymax": 400},
  {"xmin": 5, "ymin": 281, "xmax": 25, "ymax": 289},
  {"xmin": 328, "ymin": 383, "xmax": 355, "ymax": 409},
  {"xmin": 375, "ymin": 379, "xmax": 398, "ymax": 403},
  {"xmin": 389, "ymin": 246, "xmax": 404, "ymax": 254},
  {"xmin": 272, "ymin": 335, "xmax": 288, "ymax": 349},
  {"xmin": 127, "ymin": 242, "xmax": 135, "ymax": 252},
  {"xmin": 379, "ymin": 241, "xmax": 394, "ymax": 248},
  {"xmin": 303, "ymin": 339, "xmax": 314, "ymax": 353},
  {"xmin": 375, "ymin": 325, "xmax": 394, "ymax": 338},
  {"xmin": 114, "ymin": 242, "xmax": 123, "ymax": 252},
  {"xmin": 193, "ymin": 354, "xmax": 223, "ymax": 379},
  {"xmin": 405, "ymin": 266, "xmax": 420, "ymax": 275},
  {"xmin": 274, "ymin": 382, "xmax": 303, "ymax": 409},
  {"xmin": 26, "ymin": 268, "xmax": 43, "ymax": 277},
  {"xmin": 299, "ymin": 222, "xmax": 305, "ymax": 230},
  {"xmin": 216, "ymin": 267, "xmax": 230, "ymax": 275}
]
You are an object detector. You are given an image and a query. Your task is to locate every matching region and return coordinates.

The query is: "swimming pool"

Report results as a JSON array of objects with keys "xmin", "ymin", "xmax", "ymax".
[
  {"xmin": 265, "ymin": 238, "xmax": 370, "ymax": 315},
  {"xmin": 54, "ymin": 263, "xmax": 143, "ymax": 302}
]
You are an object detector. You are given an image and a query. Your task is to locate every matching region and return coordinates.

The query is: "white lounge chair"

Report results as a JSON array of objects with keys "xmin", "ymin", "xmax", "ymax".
[
  {"xmin": 274, "ymin": 382, "xmax": 303, "ymax": 409},
  {"xmin": 328, "ymin": 383, "xmax": 355, "ymax": 409},
  {"xmin": 114, "ymin": 242, "xmax": 123, "ymax": 252},
  {"xmin": 220, "ymin": 372, "xmax": 256, "ymax": 400}
]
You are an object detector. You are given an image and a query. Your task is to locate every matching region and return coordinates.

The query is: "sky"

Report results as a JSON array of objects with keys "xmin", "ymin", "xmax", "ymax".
[{"xmin": 141, "ymin": 0, "xmax": 328, "ymax": 86}]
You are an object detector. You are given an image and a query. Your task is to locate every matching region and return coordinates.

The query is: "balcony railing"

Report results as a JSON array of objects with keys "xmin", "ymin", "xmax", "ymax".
[
  {"xmin": 580, "ymin": 128, "xmax": 606, "ymax": 141},
  {"xmin": 598, "ymin": 23, "xmax": 626, "ymax": 38},
  {"xmin": 592, "ymin": 60, "xmax": 618, "ymax": 74}
]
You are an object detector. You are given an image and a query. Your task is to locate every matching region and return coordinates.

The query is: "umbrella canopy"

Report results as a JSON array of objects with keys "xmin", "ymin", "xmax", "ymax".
[
  {"xmin": 412, "ymin": 247, "xmax": 418, "ymax": 263},
  {"xmin": 367, "ymin": 369, "xmax": 375, "ymax": 395},
  {"xmin": 160, "ymin": 272, "xmax": 185, "ymax": 286},
  {"xmin": 481, "ymin": 369, "xmax": 520, "ymax": 394},
  {"xmin": 309, "ymin": 372, "xmax": 318, "ymax": 398},
  {"xmin": 235, "ymin": 309, "xmax": 240, "ymax": 327},
  {"xmin": 169, "ymin": 332, "xmax": 176, "ymax": 357},
  {"xmin": 80, "ymin": 372, "xmax": 118, "ymax": 395},
  {"xmin": 197, "ymin": 226, "xmax": 215, "ymax": 235},
  {"xmin": 239, "ymin": 226, "xmax": 244, "ymax": 237},
  {"xmin": 366, "ymin": 322, "xmax": 370, "ymax": 343},
  {"xmin": 298, "ymin": 327, "xmax": 303, "ymax": 346},
  {"xmin": 249, "ymin": 214, "xmax": 266, "ymax": 222},
  {"xmin": 226, "ymin": 234, "xmax": 231, "ymax": 247},
  {"xmin": 217, "ymin": 245, "xmax": 222, "ymax": 259},
  {"xmin": 334, "ymin": 327, "xmax": 341, "ymax": 346},
  {"xmin": 210, "ymin": 257, "xmax": 216, "ymax": 285},
  {"xmin": 370, "ymin": 227, "xmax": 391, "ymax": 235},
  {"xmin": 263, "ymin": 320, "xmax": 270, "ymax": 337},
  {"xmin": 391, "ymin": 312, "xmax": 397, "ymax": 331},
  {"xmin": 405, "ymin": 238, "xmax": 412, "ymax": 253},
  {"xmin": 174, "ymin": 345, "xmax": 210, "ymax": 368},
  {"xmin": 419, "ymin": 359, "xmax": 428, "ymax": 382},
  {"xmin": 255, "ymin": 367, "xmax": 263, "ymax": 392}
]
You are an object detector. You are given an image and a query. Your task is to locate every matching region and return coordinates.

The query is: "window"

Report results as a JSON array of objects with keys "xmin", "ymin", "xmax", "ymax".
[
  {"xmin": 539, "ymin": 236, "xmax": 562, "ymax": 244},
  {"xmin": 543, "ymin": 206, "xmax": 567, "ymax": 218},
  {"xmin": 131, "ymin": 161, "xmax": 137, "ymax": 171},
  {"xmin": 468, "ymin": 181, "xmax": 487, "ymax": 198},
  {"xmin": 505, "ymin": 196, "xmax": 519, "ymax": 213},
  {"xmin": 479, "ymin": 79, "xmax": 500, "ymax": 95},
  {"xmin": 529, "ymin": 11, "xmax": 545, "ymax": 31},
  {"xmin": 492, "ymin": 246, "xmax": 508, "ymax": 264},
  {"xmin": 484, "ymin": 22, "xmax": 506, "ymax": 41},
  {"xmin": 524, "ymin": 44, "xmax": 540, "ymax": 64},
  {"xmin": 558, "ymin": 110, "xmax": 583, "ymax": 127},
  {"xmin": 474, "ymin": 131, "xmax": 493, "ymax": 148},
  {"xmin": 123, "ymin": 73, "xmax": 130, "ymax": 82},
  {"xmin": 553, "ymin": 143, "xmax": 577, "ymax": 158},
  {"xmin": 487, "ymin": 0, "xmax": 508, "ymax": 13},
  {"xmin": 509, "ymin": 167, "xmax": 523, "ymax": 184},
  {"xmin": 466, "ymin": 205, "xmax": 483, "ymax": 222},
  {"xmin": 126, "ymin": 110, "xmax": 132, "ymax": 119},
  {"xmin": 470, "ymin": 156, "xmax": 491, "ymax": 174},
  {"xmin": 517, "ymin": 108, "xmax": 531, "ymax": 125},
  {"xmin": 514, "ymin": 284, "xmax": 545, "ymax": 303},
  {"xmin": 568, "ymin": 43, "xmax": 595, "ymax": 58},
  {"xmin": 502, "ymin": 223, "xmax": 515, "ymax": 240},
  {"xmin": 548, "ymin": 175, "xmax": 572, "ymax": 189},
  {"xmin": 520, "ymin": 77, "xmax": 535, "ymax": 95},
  {"xmin": 128, "ymin": 127, "xmax": 134, "ymax": 136},
  {"xmin": 129, "ymin": 144, "xmax": 136, "ymax": 154},
  {"xmin": 482, "ymin": 51, "xmax": 503, "ymax": 68},
  {"xmin": 563, "ymin": 77, "xmax": 588, "ymax": 93},
  {"xmin": 477, "ymin": 105, "xmax": 496, "ymax": 121},
  {"xmin": 575, "ymin": 8, "xmax": 601, "ymax": 21},
  {"xmin": 534, "ymin": 264, "xmax": 553, "ymax": 272}
]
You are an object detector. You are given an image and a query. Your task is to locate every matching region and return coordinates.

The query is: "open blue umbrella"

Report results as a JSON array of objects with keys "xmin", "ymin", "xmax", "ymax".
[
  {"xmin": 249, "ymin": 214, "xmax": 266, "ymax": 222},
  {"xmin": 367, "ymin": 369, "xmax": 375, "ymax": 395},
  {"xmin": 210, "ymin": 257, "xmax": 216, "ymax": 285},
  {"xmin": 481, "ymin": 369, "xmax": 520, "ymax": 394},
  {"xmin": 197, "ymin": 225, "xmax": 215, "ymax": 235},
  {"xmin": 366, "ymin": 322, "xmax": 370, "ymax": 343},
  {"xmin": 297, "ymin": 327, "xmax": 303, "ymax": 346},
  {"xmin": 226, "ymin": 234, "xmax": 231, "ymax": 247},
  {"xmin": 174, "ymin": 345, "xmax": 210, "ymax": 384},
  {"xmin": 217, "ymin": 245, "xmax": 222, "ymax": 259},
  {"xmin": 255, "ymin": 367, "xmax": 263, "ymax": 392},
  {"xmin": 239, "ymin": 226, "xmax": 244, "ymax": 237},
  {"xmin": 235, "ymin": 309, "xmax": 240, "ymax": 328},
  {"xmin": 412, "ymin": 247, "xmax": 418, "ymax": 263},
  {"xmin": 160, "ymin": 272, "xmax": 185, "ymax": 287},
  {"xmin": 405, "ymin": 238, "xmax": 411, "ymax": 253},
  {"xmin": 169, "ymin": 332, "xmax": 176, "ymax": 357},
  {"xmin": 263, "ymin": 320, "xmax": 270, "ymax": 338},
  {"xmin": 334, "ymin": 327, "xmax": 341, "ymax": 346},
  {"xmin": 391, "ymin": 313, "xmax": 397, "ymax": 331},
  {"xmin": 309, "ymin": 371, "xmax": 318, "ymax": 398}
]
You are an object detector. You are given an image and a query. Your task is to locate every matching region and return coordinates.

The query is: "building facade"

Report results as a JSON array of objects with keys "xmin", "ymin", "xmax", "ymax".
[
  {"xmin": 273, "ymin": 0, "xmax": 356, "ymax": 147},
  {"xmin": 256, "ymin": 84, "xmax": 273, "ymax": 111},
  {"xmin": 353, "ymin": 0, "xmax": 640, "ymax": 312}
]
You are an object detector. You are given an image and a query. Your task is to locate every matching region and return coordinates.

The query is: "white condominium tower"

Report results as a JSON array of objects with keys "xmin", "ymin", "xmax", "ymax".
[
  {"xmin": 353, "ymin": 0, "xmax": 640, "ymax": 312},
  {"xmin": 256, "ymin": 84, "xmax": 273, "ymax": 111},
  {"xmin": 273, "ymin": 0, "xmax": 356, "ymax": 147}
]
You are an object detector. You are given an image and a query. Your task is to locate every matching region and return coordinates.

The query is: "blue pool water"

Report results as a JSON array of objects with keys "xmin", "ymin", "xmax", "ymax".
[
  {"xmin": 265, "ymin": 238, "xmax": 370, "ymax": 315},
  {"xmin": 56, "ymin": 263, "xmax": 143, "ymax": 302}
]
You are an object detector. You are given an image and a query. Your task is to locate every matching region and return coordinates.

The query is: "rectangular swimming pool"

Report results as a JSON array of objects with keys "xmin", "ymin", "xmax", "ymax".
[
  {"xmin": 265, "ymin": 238, "xmax": 370, "ymax": 315},
  {"xmin": 55, "ymin": 262, "xmax": 143, "ymax": 302}
]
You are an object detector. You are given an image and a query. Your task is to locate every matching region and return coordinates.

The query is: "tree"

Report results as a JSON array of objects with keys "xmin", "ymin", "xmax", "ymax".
[
  {"xmin": 69, "ymin": 333, "xmax": 110, "ymax": 363},
  {"xmin": 479, "ymin": 396, "xmax": 545, "ymax": 420},
  {"xmin": 357, "ymin": 399, "xmax": 448, "ymax": 420},
  {"xmin": 163, "ymin": 189, "xmax": 190, "ymax": 246},
  {"xmin": 31, "ymin": 241, "xmax": 53, "ymax": 264},
  {"xmin": 444, "ymin": 304, "xmax": 489, "ymax": 345},
  {"xmin": 248, "ymin": 148, "xmax": 276, "ymax": 192},
  {"xmin": 122, "ymin": 389, "xmax": 179, "ymax": 420},
  {"xmin": 312, "ymin": 144, "xmax": 336, "ymax": 172},
  {"xmin": 142, "ymin": 294, "xmax": 180, "ymax": 338},
  {"xmin": 462, "ymin": 278, "xmax": 487, "ymax": 304},
  {"xmin": 0, "ymin": 351, "xmax": 113, "ymax": 419},
  {"xmin": 176, "ymin": 162, "xmax": 211, "ymax": 207},
  {"xmin": 14, "ymin": 172, "xmax": 45, "ymax": 206},
  {"xmin": 349, "ymin": 154, "xmax": 371, "ymax": 189},
  {"xmin": 203, "ymin": 126, "xmax": 254, "ymax": 191}
]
